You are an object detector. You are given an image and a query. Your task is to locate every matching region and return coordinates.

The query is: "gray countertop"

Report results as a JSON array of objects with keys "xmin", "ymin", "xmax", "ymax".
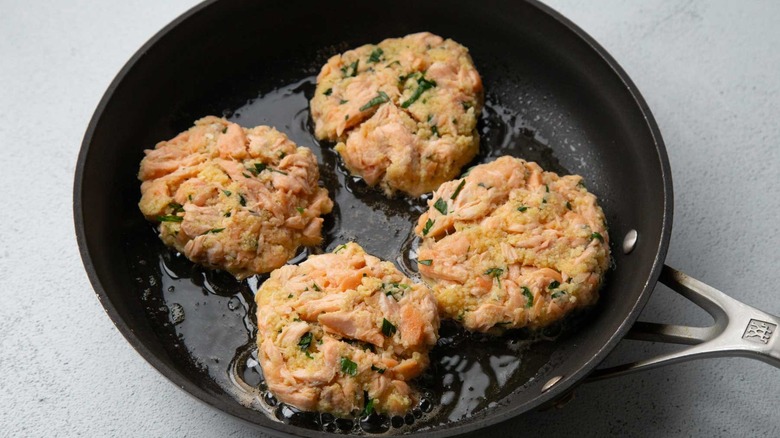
[{"xmin": 1, "ymin": 0, "xmax": 778, "ymax": 436}]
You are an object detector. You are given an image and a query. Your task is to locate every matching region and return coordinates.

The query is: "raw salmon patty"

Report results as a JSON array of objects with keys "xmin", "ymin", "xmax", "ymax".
[
  {"xmin": 138, "ymin": 116, "xmax": 333, "ymax": 279},
  {"xmin": 414, "ymin": 156, "xmax": 611, "ymax": 332},
  {"xmin": 255, "ymin": 243, "xmax": 439, "ymax": 416},
  {"xmin": 310, "ymin": 32, "xmax": 483, "ymax": 197}
]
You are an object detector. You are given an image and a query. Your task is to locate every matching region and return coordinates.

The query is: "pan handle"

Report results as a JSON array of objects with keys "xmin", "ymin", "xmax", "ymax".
[{"xmin": 587, "ymin": 265, "xmax": 780, "ymax": 381}]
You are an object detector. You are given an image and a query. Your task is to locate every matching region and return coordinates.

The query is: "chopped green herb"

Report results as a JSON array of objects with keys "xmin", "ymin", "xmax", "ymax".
[
  {"xmin": 401, "ymin": 76, "xmax": 436, "ymax": 108},
  {"xmin": 221, "ymin": 126, "xmax": 228, "ymax": 133},
  {"xmin": 517, "ymin": 205, "xmax": 528, "ymax": 212},
  {"xmin": 242, "ymin": 172, "xmax": 252, "ymax": 178},
  {"xmin": 367, "ymin": 47, "xmax": 384, "ymax": 63},
  {"xmin": 359, "ymin": 91, "xmax": 390, "ymax": 111},
  {"xmin": 205, "ymin": 228, "xmax": 225, "ymax": 234},
  {"xmin": 269, "ymin": 168, "xmax": 288, "ymax": 175},
  {"xmin": 551, "ymin": 291, "xmax": 566, "ymax": 299},
  {"xmin": 312, "ymin": 283, "xmax": 321, "ymax": 292},
  {"xmin": 339, "ymin": 99, "xmax": 348, "ymax": 105},
  {"xmin": 386, "ymin": 60, "xmax": 401, "ymax": 68},
  {"xmin": 548, "ymin": 280, "xmax": 561, "ymax": 290},
  {"xmin": 298, "ymin": 332, "xmax": 312, "ymax": 351},
  {"xmin": 168, "ymin": 202, "xmax": 184, "ymax": 213},
  {"xmin": 485, "ymin": 267, "xmax": 504, "ymax": 287},
  {"xmin": 418, "ymin": 259, "xmax": 432, "ymax": 266},
  {"xmin": 341, "ymin": 60, "xmax": 359, "ymax": 77},
  {"xmin": 371, "ymin": 365, "xmax": 386, "ymax": 374},
  {"xmin": 305, "ymin": 351, "xmax": 313, "ymax": 359},
  {"xmin": 287, "ymin": 294, "xmax": 293, "ymax": 299},
  {"xmin": 433, "ymin": 198, "xmax": 448, "ymax": 215},
  {"xmin": 279, "ymin": 151, "xmax": 287, "ymax": 159},
  {"xmin": 566, "ymin": 201, "xmax": 572, "ymax": 210},
  {"xmin": 383, "ymin": 282, "xmax": 408, "ymax": 301},
  {"xmin": 188, "ymin": 194, "xmax": 193, "ymax": 201},
  {"xmin": 522, "ymin": 287, "xmax": 534, "ymax": 308},
  {"xmin": 238, "ymin": 194, "xmax": 246, "ymax": 206},
  {"xmin": 222, "ymin": 190, "xmax": 232, "ymax": 197},
  {"xmin": 362, "ymin": 396, "xmax": 375, "ymax": 417},
  {"xmin": 398, "ymin": 72, "xmax": 414, "ymax": 83},
  {"xmin": 451, "ymin": 179, "xmax": 466, "ymax": 200},
  {"xmin": 422, "ymin": 218, "xmax": 434, "ymax": 236},
  {"xmin": 591, "ymin": 232, "xmax": 604, "ymax": 242},
  {"xmin": 381, "ymin": 318, "xmax": 397, "ymax": 337},
  {"xmin": 296, "ymin": 207, "xmax": 305, "ymax": 214},
  {"xmin": 224, "ymin": 212, "xmax": 231, "ymax": 217},
  {"xmin": 157, "ymin": 215, "xmax": 183, "ymax": 223},
  {"xmin": 334, "ymin": 244, "xmax": 347, "ymax": 253},
  {"xmin": 251, "ymin": 162, "xmax": 267, "ymax": 175},
  {"xmin": 345, "ymin": 114, "xmax": 349, "ymax": 120},
  {"xmin": 323, "ymin": 88, "xmax": 333, "ymax": 96},
  {"xmin": 545, "ymin": 184, "xmax": 550, "ymax": 193},
  {"xmin": 430, "ymin": 124, "xmax": 439, "ymax": 137},
  {"xmin": 340, "ymin": 357, "xmax": 358, "ymax": 376},
  {"xmin": 461, "ymin": 101, "xmax": 473, "ymax": 110}
]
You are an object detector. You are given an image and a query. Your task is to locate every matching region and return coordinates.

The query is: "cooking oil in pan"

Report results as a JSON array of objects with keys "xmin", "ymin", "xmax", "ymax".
[{"xmin": 127, "ymin": 76, "xmax": 573, "ymax": 434}]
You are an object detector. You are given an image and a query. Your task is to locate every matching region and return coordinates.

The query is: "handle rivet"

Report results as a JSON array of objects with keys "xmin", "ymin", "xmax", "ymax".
[
  {"xmin": 623, "ymin": 229, "xmax": 638, "ymax": 254},
  {"xmin": 542, "ymin": 375, "xmax": 563, "ymax": 393}
]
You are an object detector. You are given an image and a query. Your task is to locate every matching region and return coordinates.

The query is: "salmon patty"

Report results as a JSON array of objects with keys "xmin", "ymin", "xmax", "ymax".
[
  {"xmin": 138, "ymin": 116, "xmax": 333, "ymax": 279},
  {"xmin": 255, "ymin": 243, "xmax": 439, "ymax": 416},
  {"xmin": 414, "ymin": 156, "xmax": 610, "ymax": 332},
  {"xmin": 310, "ymin": 32, "xmax": 483, "ymax": 197}
]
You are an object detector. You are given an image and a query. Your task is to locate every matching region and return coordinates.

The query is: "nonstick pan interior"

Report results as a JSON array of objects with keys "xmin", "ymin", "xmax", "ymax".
[{"xmin": 75, "ymin": 0, "xmax": 672, "ymax": 436}]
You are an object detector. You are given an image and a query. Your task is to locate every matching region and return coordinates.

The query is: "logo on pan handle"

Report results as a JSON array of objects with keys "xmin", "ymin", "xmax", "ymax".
[{"xmin": 742, "ymin": 319, "xmax": 776, "ymax": 344}]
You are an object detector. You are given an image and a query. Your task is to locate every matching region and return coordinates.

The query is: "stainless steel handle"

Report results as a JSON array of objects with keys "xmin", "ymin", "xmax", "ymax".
[{"xmin": 588, "ymin": 265, "xmax": 780, "ymax": 381}]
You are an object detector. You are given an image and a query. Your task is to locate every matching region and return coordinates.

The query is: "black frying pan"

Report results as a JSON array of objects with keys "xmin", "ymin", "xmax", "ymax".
[{"xmin": 73, "ymin": 0, "xmax": 780, "ymax": 436}]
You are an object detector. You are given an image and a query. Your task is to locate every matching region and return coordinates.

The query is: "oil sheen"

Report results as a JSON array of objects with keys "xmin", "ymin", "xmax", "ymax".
[{"xmin": 127, "ymin": 76, "xmax": 573, "ymax": 434}]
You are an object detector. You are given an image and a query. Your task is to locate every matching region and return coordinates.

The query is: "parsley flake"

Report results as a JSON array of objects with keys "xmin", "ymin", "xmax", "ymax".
[
  {"xmin": 451, "ymin": 179, "xmax": 466, "ymax": 200},
  {"xmin": 367, "ymin": 47, "xmax": 384, "ymax": 63},
  {"xmin": 485, "ymin": 267, "xmax": 504, "ymax": 287},
  {"xmin": 359, "ymin": 91, "xmax": 390, "ymax": 111},
  {"xmin": 522, "ymin": 287, "xmax": 534, "ymax": 308},
  {"xmin": 340, "ymin": 357, "xmax": 358, "ymax": 376},
  {"xmin": 157, "ymin": 215, "xmax": 183, "ymax": 223},
  {"xmin": 381, "ymin": 318, "xmax": 397, "ymax": 337},
  {"xmin": 298, "ymin": 332, "xmax": 312, "ymax": 351},
  {"xmin": 362, "ymin": 396, "xmax": 375, "ymax": 417},
  {"xmin": 433, "ymin": 198, "xmax": 448, "ymax": 215},
  {"xmin": 401, "ymin": 76, "xmax": 436, "ymax": 108},
  {"xmin": 422, "ymin": 218, "xmax": 434, "ymax": 236}
]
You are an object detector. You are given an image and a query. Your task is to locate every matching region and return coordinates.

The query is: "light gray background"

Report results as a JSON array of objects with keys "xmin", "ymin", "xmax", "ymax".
[{"xmin": 1, "ymin": 0, "xmax": 778, "ymax": 436}]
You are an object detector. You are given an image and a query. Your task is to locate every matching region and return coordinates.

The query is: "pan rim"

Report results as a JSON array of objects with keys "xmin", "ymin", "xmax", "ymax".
[{"xmin": 72, "ymin": 0, "xmax": 674, "ymax": 436}]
